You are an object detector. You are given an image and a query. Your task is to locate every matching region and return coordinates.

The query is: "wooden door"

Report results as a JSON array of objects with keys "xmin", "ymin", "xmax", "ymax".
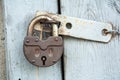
[
  {"xmin": 61, "ymin": 0, "xmax": 120, "ymax": 80},
  {"xmin": 3, "ymin": 0, "xmax": 120, "ymax": 80}
]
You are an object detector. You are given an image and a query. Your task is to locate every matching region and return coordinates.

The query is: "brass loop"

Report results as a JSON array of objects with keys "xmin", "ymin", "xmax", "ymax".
[{"xmin": 27, "ymin": 16, "xmax": 53, "ymax": 36}]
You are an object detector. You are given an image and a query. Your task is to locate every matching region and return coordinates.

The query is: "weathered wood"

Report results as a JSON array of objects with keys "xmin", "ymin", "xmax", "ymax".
[
  {"xmin": 61, "ymin": 0, "xmax": 120, "ymax": 80},
  {"xmin": 0, "ymin": 0, "xmax": 6, "ymax": 80},
  {"xmin": 3, "ymin": 0, "xmax": 62, "ymax": 80}
]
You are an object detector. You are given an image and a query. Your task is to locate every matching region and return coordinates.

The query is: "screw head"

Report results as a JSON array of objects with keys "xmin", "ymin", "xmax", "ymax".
[
  {"xmin": 53, "ymin": 60, "xmax": 57, "ymax": 63},
  {"xmin": 26, "ymin": 39, "xmax": 30, "ymax": 43},
  {"xmin": 55, "ymin": 37, "xmax": 58, "ymax": 41},
  {"xmin": 32, "ymin": 60, "xmax": 35, "ymax": 63}
]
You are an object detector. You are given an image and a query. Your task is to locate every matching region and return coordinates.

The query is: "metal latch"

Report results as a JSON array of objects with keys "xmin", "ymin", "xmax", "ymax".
[
  {"xmin": 35, "ymin": 11, "xmax": 113, "ymax": 43},
  {"xmin": 23, "ymin": 11, "xmax": 115, "ymax": 67}
]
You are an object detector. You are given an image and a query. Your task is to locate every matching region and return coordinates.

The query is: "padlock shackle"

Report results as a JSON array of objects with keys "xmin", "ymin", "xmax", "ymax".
[
  {"xmin": 27, "ymin": 15, "xmax": 53, "ymax": 36},
  {"xmin": 52, "ymin": 24, "xmax": 58, "ymax": 36}
]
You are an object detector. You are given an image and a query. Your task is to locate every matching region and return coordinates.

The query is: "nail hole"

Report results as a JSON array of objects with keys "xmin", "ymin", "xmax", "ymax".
[
  {"xmin": 66, "ymin": 23, "xmax": 72, "ymax": 29},
  {"xmin": 102, "ymin": 29, "xmax": 108, "ymax": 36},
  {"xmin": 18, "ymin": 78, "xmax": 21, "ymax": 80}
]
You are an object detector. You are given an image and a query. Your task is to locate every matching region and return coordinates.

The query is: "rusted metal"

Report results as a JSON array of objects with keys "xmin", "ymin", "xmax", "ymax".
[
  {"xmin": 24, "ymin": 36, "xmax": 63, "ymax": 67},
  {"xmin": 23, "ymin": 15, "xmax": 63, "ymax": 67},
  {"xmin": 39, "ymin": 19, "xmax": 60, "ymax": 24},
  {"xmin": 23, "ymin": 11, "xmax": 113, "ymax": 67}
]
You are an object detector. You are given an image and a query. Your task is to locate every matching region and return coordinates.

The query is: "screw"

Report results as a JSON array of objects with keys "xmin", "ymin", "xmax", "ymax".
[
  {"xmin": 26, "ymin": 39, "xmax": 30, "ymax": 43},
  {"xmin": 55, "ymin": 37, "xmax": 58, "ymax": 41},
  {"xmin": 32, "ymin": 60, "xmax": 35, "ymax": 63},
  {"xmin": 53, "ymin": 60, "xmax": 57, "ymax": 63}
]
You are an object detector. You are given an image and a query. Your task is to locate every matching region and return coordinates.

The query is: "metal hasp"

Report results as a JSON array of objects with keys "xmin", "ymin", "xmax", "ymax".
[
  {"xmin": 23, "ymin": 11, "xmax": 113, "ymax": 67},
  {"xmin": 36, "ymin": 11, "xmax": 113, "ymax": 43}
]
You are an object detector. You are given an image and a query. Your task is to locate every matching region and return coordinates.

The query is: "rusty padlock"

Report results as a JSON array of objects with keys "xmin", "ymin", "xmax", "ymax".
[{"xmin": 23, "ymin": 15, "xmax": 63, "ymax": 67}]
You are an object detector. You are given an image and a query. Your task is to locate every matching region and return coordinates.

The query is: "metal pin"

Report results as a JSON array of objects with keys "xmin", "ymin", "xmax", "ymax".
[{"xmin": 105, "ymin": 30, "xmax": 120, "ymax": 36}]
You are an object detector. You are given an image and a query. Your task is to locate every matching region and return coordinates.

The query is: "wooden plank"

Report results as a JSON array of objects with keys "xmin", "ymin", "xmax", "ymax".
[
  {"xmin": 61, "ymin": 0, "xmax": 120, "ymax": 80},
  {"xmin": 0, "ymin": 0, "xmax": 6, "ymax": 80},
  {"xmin": 3, "ymin": 0, "xmax": 62, "ymax": 80}
]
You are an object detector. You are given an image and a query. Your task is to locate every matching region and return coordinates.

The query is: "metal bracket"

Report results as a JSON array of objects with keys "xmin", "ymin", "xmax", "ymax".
[{"xmin": 35, "ymin": 11, "xmax": 113, "ymax": 43}]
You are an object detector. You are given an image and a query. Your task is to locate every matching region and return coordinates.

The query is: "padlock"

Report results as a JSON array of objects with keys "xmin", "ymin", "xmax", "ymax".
[{"xmin": 23, "ymin": 15, "xmax": 64, "ymax": 67}]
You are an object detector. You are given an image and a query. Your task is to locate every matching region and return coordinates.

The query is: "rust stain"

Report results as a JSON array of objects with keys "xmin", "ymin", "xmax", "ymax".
[
  {"xmin": 59, "ymin": 29, "xmax": 64, "ymax": 34},
  {"xmin": 59, "ymin": 27, "xmax": 65, "ymax": 34},
  {"xmin": 63, "ymin": 16, "xmax": 67, "ymax": 19},
  {"xmin": 75, "ymin": 19, "xmax": 80, "ymax": 25}
]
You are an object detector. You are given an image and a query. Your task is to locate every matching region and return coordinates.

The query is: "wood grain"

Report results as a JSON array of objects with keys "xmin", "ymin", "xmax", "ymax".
[
  {"xmin": 3, "ymin": 0, "xmax": 62, "ymax": 80},
  {"xmin": 0, "ymin": 0, "xmax": 6, "ymax": 80},
  {"xmin": 61, "ymin": 0, "xmax": 120, "ymax": 80}
]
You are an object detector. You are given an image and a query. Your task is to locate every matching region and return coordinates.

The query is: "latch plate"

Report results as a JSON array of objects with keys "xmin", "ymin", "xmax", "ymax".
[{"xmin": 36, "ymin": 11, "xmax": 112, "ymax": 43}]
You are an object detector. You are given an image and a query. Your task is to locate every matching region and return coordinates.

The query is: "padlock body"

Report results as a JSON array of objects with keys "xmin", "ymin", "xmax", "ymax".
[{"xmin": 23, "ymin": 36, "xmax": 63, "ymax": 67}]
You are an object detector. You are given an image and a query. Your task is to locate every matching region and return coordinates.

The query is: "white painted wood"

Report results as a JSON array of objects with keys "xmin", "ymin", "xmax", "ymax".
[
  {"xmin": 34, "ymin": 11, "xmax": 113, "ymax": 42},
  {"xmin": 61, "ymin": 0, "xmax": 120, "ymax": 80},
  {"xmin": 3, "ymin": 0, "xmax": 62, "ymax": 80},
  {"xmin": 0, "ymin": 0, "xmax": 6, "ymax": 80}
]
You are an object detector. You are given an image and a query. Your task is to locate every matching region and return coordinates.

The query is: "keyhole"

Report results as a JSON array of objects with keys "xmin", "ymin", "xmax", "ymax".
[{"xmin": 41, "ymin": 56, "xmax": 47, "ymax": 65}]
